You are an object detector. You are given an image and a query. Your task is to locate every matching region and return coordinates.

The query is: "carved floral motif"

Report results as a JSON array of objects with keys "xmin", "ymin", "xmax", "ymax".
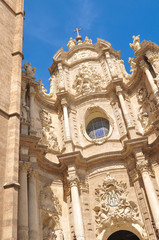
[
  {"xmin": 137, "ymin": 87, "xmax": 158, "ymax": 134},
  {"xmin": 94, "ymin": 173, "xmax": 147, "ymax": 238},
  {"xmin": 72, "ymin": 64, "xmax": 106, "ymax": 94},
  {"xmin": 39, "ymin": 110, "xmax": 59, "ymax": 151}
]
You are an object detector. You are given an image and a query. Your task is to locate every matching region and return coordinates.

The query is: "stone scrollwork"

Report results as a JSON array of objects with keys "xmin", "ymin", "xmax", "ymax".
[
  {"xmin": 39, "ymin": 110, "xmax": 59, "ymax": 151},
  {"xmin": 40, "ymin": 184, "xmax": 62, "ymax": 240},
  {"xmin": 137, "ymin": 87, "xmax": 158, "ymax": 134},
  {"xmin": 94, "ymin": 173, "xmax": 147, "ymax": 239},
  {"xmin": 38, "ymin": 77, "xmax": 54, "ymax": 98},
  {"xmin": 72, "ymin": 63, "xmax": 106, "ymax": 94}
]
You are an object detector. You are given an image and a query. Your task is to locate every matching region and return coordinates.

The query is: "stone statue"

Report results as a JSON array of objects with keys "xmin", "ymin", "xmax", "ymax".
[
  {"xmin": 67, "ymin": 37, "xmax": 76, "ymax": 50},
  {"xmin": 84, "ymin": 36, "xmax": 92, "ymax": 44},
  {"xmin": 21, "ymin": 102, "xmax": 29, "ymax": 122},
  {"xmin": 23, "ymin": 61, "xmax": 36, "ymax": 78},
  {"xmin": 130, "ymin": 35, "xmax": 141, "ymax": 52}
]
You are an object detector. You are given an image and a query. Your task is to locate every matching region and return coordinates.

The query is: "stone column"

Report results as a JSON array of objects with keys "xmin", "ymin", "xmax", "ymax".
[
  {"xmin": 18, "ymin": 162, "xmax": 29, "ymax": 239},
  {"xmin": 140, "ymin": 60, "xmax": 159, "ymax": 96},
  {"xmin": 28, "ymin": 169, "xmax": 39, "ymax": 240},
  {"xmin": 61, "ymin": 100, "xmax": 71, "ymax": 140},
  {"xmin": 68, "ymin": 176, "xmax": 85, "ymax": 240},
  {"xmin": 29, "ymin": 86, "xmax": 36, "ymax": 134},
  {"xmin": 115, "ymin": 85, "xmax": 135, "ymax": 137},
  {"xmin": 135, "ymin": 152, "xmax": 159, "ymax": 230}
]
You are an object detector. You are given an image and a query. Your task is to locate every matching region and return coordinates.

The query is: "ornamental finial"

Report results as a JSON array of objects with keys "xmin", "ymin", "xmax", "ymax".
[{"xmin": 74, "ymin": 28, "xmax": 82, "ymax": 45}]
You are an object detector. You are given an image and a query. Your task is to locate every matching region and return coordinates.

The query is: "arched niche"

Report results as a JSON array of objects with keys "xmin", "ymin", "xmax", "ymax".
[{"xmin": 107, "ymin": 230, "xmax": 140, "ymax": 240}]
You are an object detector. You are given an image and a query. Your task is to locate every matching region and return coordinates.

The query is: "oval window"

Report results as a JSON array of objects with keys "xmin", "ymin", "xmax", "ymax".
[{"xmin": 86, "ymin": 117, "xmax": 109, "ymax": 140}]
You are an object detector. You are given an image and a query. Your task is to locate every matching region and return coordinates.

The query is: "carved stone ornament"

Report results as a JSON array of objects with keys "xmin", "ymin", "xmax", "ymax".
[
  {"xmin": 72, "ymin": 63, "xmax": 106, "ymax": 95},
  {"xmin": 129, "ymin": 35, "xmax": 141, "ymax": 53},
  {"xmin": 94, "ymin": 173, "xmax": 147, "ymax": 239},
  {"xmin": 137, "ymin": 87, "xmax": 158, "ymax": 134},
  {"xmin": 40, "ymin": 184, "xmax": 62, "ymax": 240},
  {"xmin": 39, "ymin": 110, "xmax": 59, "ymax": 151},
  {"xmin": 67, "ymin": 37, "xmax": 76, "ymax": 50},
  {"xmin": 23, "ymin": 61, "xmax": 36, "ymax": 78},
  {"xmin": 84, "ymin": 36, "xmax": 92, "ymax": 44}
]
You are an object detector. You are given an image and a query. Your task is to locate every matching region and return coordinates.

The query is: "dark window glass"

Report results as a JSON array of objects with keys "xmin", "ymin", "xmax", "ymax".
[{"xmin": 86, "ymin": 117, "xmax": 109, "ymax": 139}]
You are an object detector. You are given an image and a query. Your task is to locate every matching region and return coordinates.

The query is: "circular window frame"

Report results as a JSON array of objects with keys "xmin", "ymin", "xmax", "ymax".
[{"xmin": 81, "ymin": 106, "xmax": 114, "ymax": 144}]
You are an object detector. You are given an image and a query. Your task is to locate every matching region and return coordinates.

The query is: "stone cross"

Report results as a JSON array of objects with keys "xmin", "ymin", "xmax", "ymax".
[{"xmin": 74, "ymin": 28, "xmax": 81, "ymax": 37}]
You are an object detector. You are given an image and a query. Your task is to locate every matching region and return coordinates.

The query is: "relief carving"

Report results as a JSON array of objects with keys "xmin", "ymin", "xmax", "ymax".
[
  {"xmin": 67, "ymin": 50, "xmax": 98, "ymax": 64},
  {"xmin": 39, "ymin": 110, "xmax": 59, "ymax": 151},
  {"xmin": 94, "ymin": 173, "xmax": 147, "ymax": 239},
  {"xmin": 72, "ymin": 64, "xmax": 106, "ymax": 95},
  {"xmin": 137, "ymin": 87, "xmax": 158, "ymax": 134},
  {"xmin": 40, "ymin": 184, "xmax": 62, "ymax": 240}
]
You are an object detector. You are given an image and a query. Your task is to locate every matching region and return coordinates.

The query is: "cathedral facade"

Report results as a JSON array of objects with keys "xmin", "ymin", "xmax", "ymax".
[{"xmin": 1, "ymin": 1, "xmax": 159, "ymax": 240}]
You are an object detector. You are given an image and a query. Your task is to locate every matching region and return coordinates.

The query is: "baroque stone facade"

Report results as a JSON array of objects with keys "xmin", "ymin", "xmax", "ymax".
[{"xmin": 1, "ymin": 2, "xmax": 159, "ymax": 240}]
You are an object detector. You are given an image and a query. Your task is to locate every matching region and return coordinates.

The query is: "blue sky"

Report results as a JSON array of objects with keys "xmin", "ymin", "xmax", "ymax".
[{"xmin": 23, "ymin": 0, "xmax": 159, "ymax": 91}]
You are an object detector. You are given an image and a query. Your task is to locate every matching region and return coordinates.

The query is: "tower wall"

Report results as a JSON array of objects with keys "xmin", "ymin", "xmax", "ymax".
[{"xmin": 0, "ymin": 0, "xmax": 24, "ymax": 239}]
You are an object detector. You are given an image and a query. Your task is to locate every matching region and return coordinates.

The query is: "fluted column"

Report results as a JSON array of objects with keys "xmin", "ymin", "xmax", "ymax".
[
  {"xmin": 140, "ymin": 60, "xmax": 159, "ymax": 96},
  {"xmin": 135, "ymin": 152, "xmax": 159, "ymax": 230},
  {"xmin": 61, "ymin": 99, "xmax": 71, "ymax": 140},
  {"xmin": 18, "ymin": 162, "xmax": 29, "ymax": 239},
  {"xmin": 68, "ymin": 176, "xmax": 85, "ymax": 240},
  {"xmin": 28, "ymin": 169, "xmax": 39, "ymax": 240},
  {"xmin": 29, "ymin": 86, "xmax": 36, "ymax": 134}
]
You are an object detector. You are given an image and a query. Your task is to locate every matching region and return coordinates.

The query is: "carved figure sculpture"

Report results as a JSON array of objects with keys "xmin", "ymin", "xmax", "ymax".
[
  {"xmin": 128, "ymin": 57, "xmax": 137, "ymax": 73},
  {"xmin": 67, "ymin": 37, "xmax": 76, "ymax": 50},
  {"xmin": 137, "ymin": 87, "xmax": 158, "ymax": 133},
  {"xmin": 130, "ymin": 35, "xmax": 141, "ymax": 52},
  {"xmin": 21, "ymin": 102, "xmax": 30, "ymax": 122},
  {"xmin": 94, "ymin": 173, "xmax": 147, "ymax": 238},
  {"xmin": 72, "ymin": 64, "xmax": 106, "ymax": 94},
  {"xmin": 84, "ymin": 36, "xmax": 92, "ymax": 44},
  {"xmin": 23, "ymin": 61, "xmax": 36, "ymax": 78},
  {"xmin": 39, "ymin": 110, "xmax": 59, "ymax": 151}
]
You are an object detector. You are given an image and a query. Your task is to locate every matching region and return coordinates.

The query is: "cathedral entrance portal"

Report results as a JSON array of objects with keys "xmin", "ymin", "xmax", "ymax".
[{"xmin": 107, "ymin": 230, "xmax": 140, "ymax": 240}]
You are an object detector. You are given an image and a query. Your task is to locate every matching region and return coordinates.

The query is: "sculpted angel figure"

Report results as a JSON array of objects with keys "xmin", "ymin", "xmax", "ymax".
[
  {"xmin": 23, "ymin": 61, "xmax": 36, "ymax": 78},
  {"xmin": 67, "ymin": 37, "xmax": 76, "ymax": 50}
]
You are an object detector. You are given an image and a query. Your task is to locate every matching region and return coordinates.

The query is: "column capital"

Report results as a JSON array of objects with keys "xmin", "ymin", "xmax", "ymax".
[
  {"xmin": 61, "ymin": 98, "xmax": 68, "ymax": 107},
  {"xmin": 67, "ymin": 175, "xmax": 79, "ymax": 188},
  {"xmin": 136, "ymin": 159, "xmax": 149, "ymax": 173},
  {"xmin": 115, "ymin": 85, "xmax": 123, "ymax": 95},
  {"xmin": 28, "ymin": 168, "xmax": 38, "ymax": 178},
  {"xmin": 19, "ymin": 161, "xmax": 29, "ymax": 172}
]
